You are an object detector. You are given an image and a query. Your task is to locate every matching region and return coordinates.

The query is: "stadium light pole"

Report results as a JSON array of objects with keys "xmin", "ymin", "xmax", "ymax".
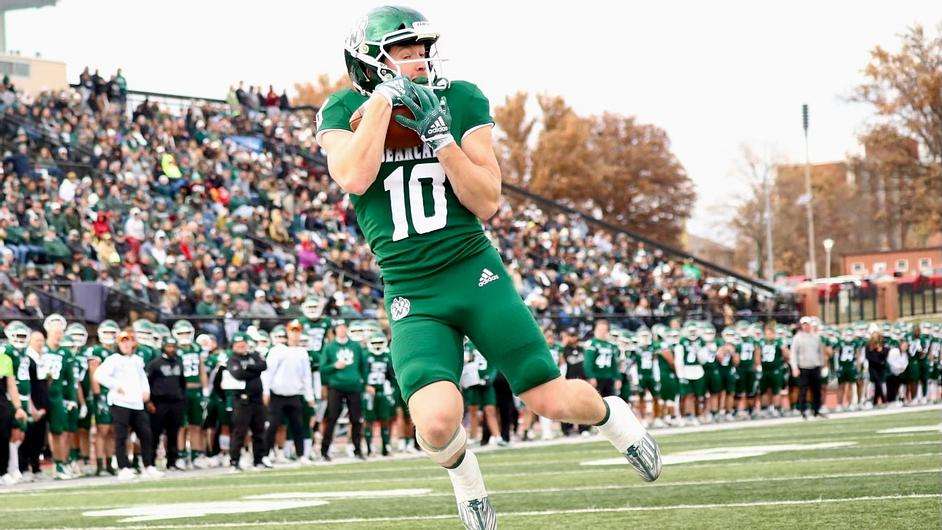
[
  {"xmin": 823, "ymin": 238, "xmax": 834, "ymax": 322},
  {"xmin": 802, "ymin": 104, "xmax": 817, "ymax": 279}
]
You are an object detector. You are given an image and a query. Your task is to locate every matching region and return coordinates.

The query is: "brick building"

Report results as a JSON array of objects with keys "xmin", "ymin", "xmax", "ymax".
[{"xmin": 841, "ymin": 246, "xmax": 942, "ymax": 276}]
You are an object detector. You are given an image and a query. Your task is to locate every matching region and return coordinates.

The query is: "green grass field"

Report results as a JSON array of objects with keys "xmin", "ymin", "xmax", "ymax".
[{"xmin": 2, "ymin": 407, "xmax": 940, "ymax": 529}]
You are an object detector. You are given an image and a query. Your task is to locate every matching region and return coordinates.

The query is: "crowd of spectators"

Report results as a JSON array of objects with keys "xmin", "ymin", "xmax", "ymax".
[{"xmin": 0, "ymin": 69, "xmax": 774, "ymax": 343}]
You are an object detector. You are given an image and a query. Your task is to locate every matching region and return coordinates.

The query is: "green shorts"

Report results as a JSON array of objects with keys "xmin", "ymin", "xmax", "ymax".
[
  {"xmin": 67, "ymin": 405, "xmax": 79, "ymax": 432},
  {"xmin": 736, "ymin": 369, "xmax": 758, "ymax": 397},
  {"xmin": 680, "ymin": 377, "xmax": 706, "ymax": 398},
  {"xmin": 8, "ymin": 402, "xmax": 27, "ymax": 431},
  {"xmin": 619, "ymin": 376, "xmax": 634, "ymax": 401},
  {"xmin": 95, "ymin": 394, "xmax": 112, "ymax": 425},
  {"xmin": 384, "ymin": 247, "xmax": 560, "ymax": 403},
  {"xmin": 719, "ymin": 367, "xmax": 737, "ymax": 394},
  {"xmin": 837, "ymin": 364, "xmax": 859, "ymax": 384},
  {"xmin": 705, "ymin": 368, "xmax": 723, "ymax": 394},
  {"xmin": 363, "ymin": 391, "xmax": 396, "ymax": 422},
  {"xmin": 392, "ymin": 385, "xmax": 410, "ymax": 418},
  {"xmin": 918, "ymin": 358, "xmax": 931, "ymax": 382},
  {"xmin": 760, "ymin": 365, "xmax": 786, "ymax": 394},
  {"xmin": 659, "ymin": 374, "xmax": 679, "ymax": 401},
  {"xmin": 48, "ymin": 396, "xmax": 68, "ymax": 435},
  {"xmin": 464, "ymin": 384, "xmax": 497, "ymax": 407},
  {"xmin": 638, "ymin": 373, "xmax": 659, "ymax": 396},
  {"xmin": 905, "ymin": 359, "xmax": 921, "ymax": 383},
  {"xmin": 185, "ymin": 388, "xmax": 206, "ymax": 426}
]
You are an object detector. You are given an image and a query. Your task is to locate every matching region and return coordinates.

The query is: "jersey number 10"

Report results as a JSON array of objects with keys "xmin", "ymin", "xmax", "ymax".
[{"xmin": 384, "ymin": 163, "xmax": 448, "ymax": 241}]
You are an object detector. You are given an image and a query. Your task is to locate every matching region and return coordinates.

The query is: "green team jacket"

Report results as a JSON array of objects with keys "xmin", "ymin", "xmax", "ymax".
[{"xmin": 319, "ymin": 339, "xmax": 369, "ymax": 393}]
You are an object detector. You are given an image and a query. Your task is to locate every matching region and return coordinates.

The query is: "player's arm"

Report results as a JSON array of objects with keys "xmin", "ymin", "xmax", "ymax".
[
  {"xmin": 199, "ymin": 358, "xmax": 208, "ymax": 390},
  {"xmin": 436, "ymin": 127, "xmax": 501, "ymax": 221},
  {"xmin": 319, "ymin": 95, "xmax": 391, "ymax": 195}
]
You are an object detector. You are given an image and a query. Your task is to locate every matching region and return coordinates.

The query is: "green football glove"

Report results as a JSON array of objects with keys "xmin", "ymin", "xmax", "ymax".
[
  {"xmin": 395, "ymin": 84, "xmax": 455, "ymax": 154},
  {"xmin": 372, "ymin": 76, "xmax": 413, "ymax": 107}
]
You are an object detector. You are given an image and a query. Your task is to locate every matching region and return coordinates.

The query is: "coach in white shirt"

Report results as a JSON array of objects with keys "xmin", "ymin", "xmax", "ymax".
[
  {"xmin": 94, "ymin": 329, "xmax": 161, "ymax": 479},
  {"xmin": 262, "ymin": 320, "xmax": 315, "ymax": 462}
]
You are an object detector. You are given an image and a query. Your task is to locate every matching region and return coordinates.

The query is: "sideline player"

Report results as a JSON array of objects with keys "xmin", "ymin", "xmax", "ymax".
[{"xmin": 316, "ymin": 7, "xmax": 661, "ymax": 527}]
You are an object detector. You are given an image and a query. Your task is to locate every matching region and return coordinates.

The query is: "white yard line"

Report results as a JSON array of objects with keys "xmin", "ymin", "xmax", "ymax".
[
  {"xmin": 63, "ymin": 493, "xmax": 942, "ymax": 529},
  {"xmin": 4, "ymin": 452, "xmax": 939, "ymax": 500},
  {"xmin": 4, "ymin": 405, "xmax": 938, "ymax": 496},
  {"xmin": 3, "ymin": 468, "xmax": 938, "ymax": 514}
]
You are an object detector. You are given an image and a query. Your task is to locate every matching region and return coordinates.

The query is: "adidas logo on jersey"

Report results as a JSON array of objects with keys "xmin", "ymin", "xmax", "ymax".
[
  {"xmin": 478, "ymin": 268, "xmax": 499, "ymax": 287},
  {"xmin": 428, "ymin": 116, "xmax": 449, "ymax": 136}
]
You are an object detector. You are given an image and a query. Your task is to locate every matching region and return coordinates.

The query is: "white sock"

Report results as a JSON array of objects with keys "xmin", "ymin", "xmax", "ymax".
[
  {"xmin": 219, "ymin": 435, "xmax": 230, "ymax": 451},
  {"xmin": 539, "ymin": 416, "xmax": 553, "ymax": 436},
  {"xmin": 8, "ymin": 443, "xmax": 19, "ymax": 474},
  {"xmin": 284, "ymin": 441, "xmax": 295, "ymax": 458},
  {"xmin": 597, "ymin": 396, "xmax": 647, "ymax": 453},
  {"xmin": 302, "ymin": 438, "xmax": 313, "ymax": 458},
  {"xmin": 447, "ymin": 450, "xmax": 487, "ymax": 503}
]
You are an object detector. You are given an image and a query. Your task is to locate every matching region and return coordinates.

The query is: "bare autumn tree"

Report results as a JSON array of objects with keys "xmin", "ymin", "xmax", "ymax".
[
  {"xmin": 853, "ymin": 24, "xmax": 942, "ymax": 241},
  {"xmin": 293, "ymin": 74, "xmax": 351, "ymax": 107},
  {"xmin": 727, "ymin": 145, "xmax": 781, "ymax": 279}
]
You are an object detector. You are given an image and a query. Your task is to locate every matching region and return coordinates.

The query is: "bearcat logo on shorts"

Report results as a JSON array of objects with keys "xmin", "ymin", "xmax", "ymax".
[{"xmin": 390, "ymin": 297, "xmax": 411, "ymax": 321}]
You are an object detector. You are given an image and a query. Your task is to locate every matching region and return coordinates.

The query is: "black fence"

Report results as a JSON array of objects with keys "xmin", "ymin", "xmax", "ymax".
[{"xmin": 898, "ymin": 278, "xmax": 942, "ymax": 319}]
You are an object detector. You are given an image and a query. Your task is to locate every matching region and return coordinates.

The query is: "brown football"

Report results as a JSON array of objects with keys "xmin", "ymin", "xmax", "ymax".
[{"xmin": 349, "ymin": 103, "xmax": 423, "ymax": 149}]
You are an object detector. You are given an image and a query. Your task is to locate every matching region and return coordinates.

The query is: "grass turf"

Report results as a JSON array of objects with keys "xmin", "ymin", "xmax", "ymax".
[{"xmin": 0, "ymin": 408, "xmax": 938, "ymax": 529}]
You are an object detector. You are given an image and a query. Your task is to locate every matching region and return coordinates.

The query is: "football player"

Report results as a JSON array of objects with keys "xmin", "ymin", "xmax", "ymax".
[
  {"xmin": 717, "ymin": 328, "xmax": 740, "ymax": 421},
  {"xmin": 834, "ymin": 327, "xmax": 861, "ymax": 411},
  {"xmin": 657, "ymin": 328, "xmax": 681, "ymax": 426},
  {"xmin": 735, "ymin": 327, "xmax": 761, "ymax": 418},
  {"xmin": 699, "ymin": 325, "xmax": 722, "ymax": 422},
  {"xmin": 633, "ymin": 328, "xmax": 662, "ymax": 426},
  {"xmin": 200, "ymin": 333, "xmax": 229, "ymax": 466},
  {"xmin": 171, "ymin": 320, "xmax": 209, "ymax": 468},
  {"xmin": 88, "ymin": 320, "xmax": 119, "ymax": 476},
  {"xmin": 364, "ymin": 331, "xmax": 395, "ymax": 456},
  {"xmin": 64, "ymin": 323, "xmax": 92, "ymax": 475},
  {"xmin": 42, "ymin": 314, "xmax": 75, "ymax": 479},
  {"xmin": 316, "ymin": 7, "xmax": 659, "ymax": 524},
  {"xmin": 3, "ymin": 321, "xmax": 31, "ymax": 482},
  {"xmin": 583, "ymin": 319, "xmax": 622, "ymax": 399},
  {"xmin": 757, "ymin": 324, "xmax": 788, "ymax": 417},
  {"xmin": 462, "ymin": 339, "xmax": 503, "ymax": 446}
]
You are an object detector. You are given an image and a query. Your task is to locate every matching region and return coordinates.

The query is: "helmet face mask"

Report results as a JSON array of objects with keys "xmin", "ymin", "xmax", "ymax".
[
  {"xmin": 66, "ymin": 323, "xmax": 88, "ymax": 348},
  {"xmin": 344, "ymin": 6, "xmax": 447, "ymax": 95},
  {"xmin": 196, "ymin": 333, "xmax": 215, "ymax": 353},
  {"xmin": 5, "ymin": 321, "xmax": 30, "ymax": 349},
  {"xmin": 270, "ymin": 326, "xmax": 287, "ymax": 346},
  {"xmin": 301, "ymin": 297, "xmax": 326, "ymax": 320},
  {"xmin": 172, "ymin": 320, "xmax": 195, "ymax": 346},
  {"xmin": 98, "ymin": 320, "xmax": 120, "ymax": 346},
  {"xmin": 367, "ymin": 332, "xmax": 388, "ymax": 355},
  {"xmin": 44, "ymin": 313, "xmax": 67, "ymax": 334}
]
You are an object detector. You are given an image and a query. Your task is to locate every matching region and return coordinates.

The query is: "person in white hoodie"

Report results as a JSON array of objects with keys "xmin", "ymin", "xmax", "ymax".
[{"xmin": 94, "ymin": 328, "xmax": 162, "ymax": 480}]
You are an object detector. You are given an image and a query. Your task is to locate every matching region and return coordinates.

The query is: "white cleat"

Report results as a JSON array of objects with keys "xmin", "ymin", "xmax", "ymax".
[
  {"xmin": 457, "ymin": 497, "xmax": 497, "ymax": 530},
  {"xmin": 142, "ymin": 466, "xmax": 164, "ymax": 479},
  {"xmin": 1, "ymin": 473, "xmax": 17, "ymax": 486},
  {"xmin": 116, "ymin": 468, "xmax": 137, "ymax": 481},
  {"xmin": 624, "ymin": 432, "xmax": 662, "ymax": 482}
]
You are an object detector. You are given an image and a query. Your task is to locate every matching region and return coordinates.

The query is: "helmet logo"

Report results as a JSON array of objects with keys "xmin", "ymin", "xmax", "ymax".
[{"xmin": 347, "ymin": 16, "xmax": 367, "ymax": 51}]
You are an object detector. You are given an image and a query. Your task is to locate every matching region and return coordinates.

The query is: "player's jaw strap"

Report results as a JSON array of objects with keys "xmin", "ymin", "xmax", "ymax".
[{"xmin": 416, "ymin": 425, "xmax": 467, "ymax": 466}]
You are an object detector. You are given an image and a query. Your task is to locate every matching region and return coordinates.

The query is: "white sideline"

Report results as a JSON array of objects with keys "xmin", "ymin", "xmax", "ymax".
[
  {"xmin": 2, "ymin": 404, "xmax": 939, "ymax": 495},
  {"xmin": 65, "ymin": 493, "xmax": 941, "ymax": 529},
  {"xmin": 3, "ymin": 452, "xmax": 940, "ymax": 498}
]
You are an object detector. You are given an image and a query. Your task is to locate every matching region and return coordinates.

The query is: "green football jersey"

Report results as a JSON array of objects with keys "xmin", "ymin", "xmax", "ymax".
[
  {"xmin": 178, "ymin": 343, "xmax": 203, "ymax": 384},
  {"xmin": 301, "ymin": 318, "xmax": 331, "ymax": 371},
  {"xmin": 365, "ymin": 348, "xmax": 393, "ymax": 393},
  {"xmin": 136, "ymin": 345, "xmax": 157, "ymax": 365},
  {"xmin": 316, "ymin": 81, "xmax": 494, "ymax": 282},
  {"xmin": 632, "ymin": 347, "xmax": 657, "ymax": 377},
  {"xmin": 5, "ymin": 345, "xmax": 30, "ymax": 399},
  {"xmin": 700, "ymin": 340, "xmax": 721, "ymax": 369},
  {"xmin": 758, "ymin": 338, "xmax": 785, "ymax": 368},
  {"xmin": 86, "ymin": 345, "xmax": 114, "ymax": 395},
  {"xmin": 679, "ymin": 338, "xmax": 702, "ymax": 367},
  {"xmin": 71, "ymin": 346, "xmax": 92, "ymax": 396},
  {"xmin": 737, "ymin": 339, "xmax": 758, "ymax": 368},
  {"xmin": 584, "ymin": 338, "xmax": 621, "ymax": 380},
  {"xmin": 42, "ymin": 345, "xmax": 74, "ymax": 399}
]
